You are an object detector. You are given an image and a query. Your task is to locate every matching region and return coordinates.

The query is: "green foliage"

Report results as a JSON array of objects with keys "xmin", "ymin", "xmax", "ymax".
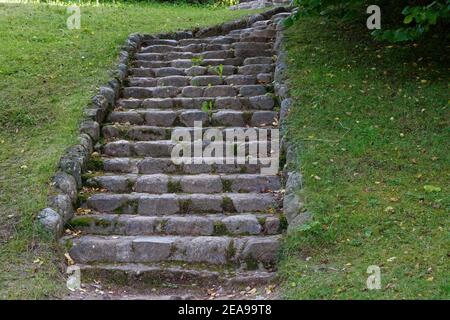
[
  {"xmin": 213, "ymin": 0, "xmax": 239, "ymax": 7},
  {"xmin": 201, "ymin": 100, "xmax": 215, "ymax": 116},
  {"xmin": 286, "ymin": 0, "xmax": 450, "ymax": 42},
  {"xmin": 167, "ymin": 180, "xmax": 182, "ymax": 193},
  {"xmin": 372, "ymin": 1, "xmax": 450, "ymax": 42},
  {"xmin": 213, "ymin": 221, "xmax": 229, "ymax": 235},
  {"xmin": 191, "ymin": 55, "xmax": 204, "ymax": 66},
  {"xmin": 213, "ymin": 64, "xmax": 224, "ymax": 80}
]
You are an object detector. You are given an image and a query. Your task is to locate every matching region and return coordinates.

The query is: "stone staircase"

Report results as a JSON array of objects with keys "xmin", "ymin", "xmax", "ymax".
[
  {"xmin": 63, "ymin": 12, "xmax": 291, "ymax": 292},
  {"xmin": 230, "ymin": 0, "xmax": 291, "ymax": 11}
]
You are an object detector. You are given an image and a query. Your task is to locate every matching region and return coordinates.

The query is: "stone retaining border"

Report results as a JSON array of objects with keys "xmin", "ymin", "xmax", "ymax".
[{"xmin": 273, "ymin": 11, "xmax": 313, "ymax": 231}]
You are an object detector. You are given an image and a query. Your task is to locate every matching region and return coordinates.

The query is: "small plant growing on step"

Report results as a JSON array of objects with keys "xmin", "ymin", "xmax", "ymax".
[
  {"xmin": 213, "ymin": 64, "xmax": 224, "ymax": 80},
  {"xmin": 201, "ymin": 100, "xmax": 214, "ymax": 117},
  {"xmin": 191, "ymin": 56, "xmax": 203, "ymax": 66}
]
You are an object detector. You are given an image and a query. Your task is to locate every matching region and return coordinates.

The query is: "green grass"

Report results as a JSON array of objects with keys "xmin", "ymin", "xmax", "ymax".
[
  {"xmin": 0, "ymin": 1, "xmax": 256, "ymax": 299},
  {"xmin": 279, "ymin": 17, "xmax": 449, "ymax": 299}
]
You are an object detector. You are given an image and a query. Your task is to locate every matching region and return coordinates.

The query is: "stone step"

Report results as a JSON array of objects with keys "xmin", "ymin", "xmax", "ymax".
[
  {"xmin": 135, "ymin": 49, "xmax": 237, "ymax": 62},
  {"xmin": 74, "ymin": 263, "xmax": 276, "ymax": 288},
  {"xmin": 175, "ymin": 36, "xmax": 237, "ymax": 46},
  {"xmin": 251, "ymin": 19, "xmax": 273, "ymax": 28},
  {"xmin": 133, "ymin": 58, "xmax": 243, "ymax": 70},
  {"xmin": 102, "ymin": 125, "xmax": 277, "ymax": 141},
  {"xmin": 102, "ymin": 140, "xmax": 274, "ymax": 158},
  {"xmin": 86, "ymin": 173, "xmax": 280, "ymax": 194},
  {"xmin": 134, "ymin": 48, "xmax": 273, "ymax": 62},
  {"xmin": 138, "ymin": 42, "xmax": 274, "ymax": 55},
  {"xmin": 68, "ymin": 213, "xmax": 282, "ymax": 236},
  {"xmin": 99, "ymin": 157, "xmax": 273, "ymax": 175},
  {"xmin": 238, "ymin": 28, "xmax": 277, "ymax": 40},
  {"xmin": 64, "ymin": 234, "xmax": 281, "ymax": 268},
  {"xmin": 84, "ymin": 192, "xmax": 279, "ymax": 215},
  {"xmin": 131, "ymin": 56, "xmax": 274, "ymax": 69},
  {"xmin": 108, "ymin": 109, "xmax": 278, "ymax": 127},
  {"xmin": 117, "ymin": 95, "xmax": 276, "ymax": 110},
  {"xmin": 130, "ymin": 65, "xmax": 238, "ymax": 77},
  {"xmin": 122, "ymin": 80, "xmax": 273, "ymax": 95},
  {"xmin": 129, "ymin": 64, "xmax": 274, "ymax": 79},
  {"xmin": 140, "ymin": 43, "xmax": 230, "ymax": 54},
  {"xmin": 125, "ymin": 82, "xmax": 270, "ymax": 98},
  {"xmin": 141, "ymin": 39, "xmax": 179, "ymax": 46}
]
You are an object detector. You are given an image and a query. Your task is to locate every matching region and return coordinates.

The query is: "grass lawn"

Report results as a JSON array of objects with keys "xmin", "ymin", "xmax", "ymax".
[
  {"xmin": 0, "ymin": 1, "xmax": 256, "ymax": 299},
  {"xmin": 279, "ymin": 17, "xmax": 449, "ymax": 299}
]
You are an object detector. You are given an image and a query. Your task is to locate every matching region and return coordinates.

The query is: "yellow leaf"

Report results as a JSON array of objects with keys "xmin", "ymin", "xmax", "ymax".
[{"xmin": 65, "ymin": 253, "xmax": 74, "ymax": 266}]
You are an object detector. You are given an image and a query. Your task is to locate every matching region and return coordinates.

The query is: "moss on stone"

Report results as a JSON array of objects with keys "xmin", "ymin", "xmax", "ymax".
[
  {"xmin": 213, "ymin": 221, "xmax": 228, "ymax": 236},
  {"xmin": 244, "ymin": 256, "xmax": 259, "ymax": 270},
  {"xmin": 86, "ymin": 154, "xmax": 103, "ymax": 171},
  {"xmin": 273, "ymin": 96, "xmax": 281, "ymax": 112},
  {"xmin": 70, "ymin": 216, "xmax": 95, "ymax": 227},
  {"xmin": 126, "ymin": 179, "xmax": 135, "ymax": 191},
  {"xmin": 113, "ymin": 206, "xmax": 124, "ymax": 215},
  {"xmin": 170, "ymin": 243, "xmax": 178, "ymax": 256},
  {"xmin": 95, "ymin": 218, "xmax": 112, "ymax": 228},
  {"xmin": 279, "ymin": 148, "xmax": 286, "ymax": 170},
  {"xmin": 242, "ymin": 111, "xmax": 252, "ymax": 125},
  {"xmin": 77, "ymin": 192, "xmax": 90, "ymax": 206},
  {"xmin": 221, "ymin": 196, "xmax": 235, "ymax": 213},
  {"xmin": 179, "ymin": 199, "xmax": 192, "ymax": 214},
  {"xmin": 159, "ymin": 219, "xmax": 168, "ymax": 232},
  {"xmin": 64, "ymin": 239, "xmax": 73, "ymax": 251},
  {"xmin": 167, "ymin": 180, "xmax": 182, "ymax": 193},
  {"xmin": 257, "ymin": 216, "xmax": 267, "ymax": 227},
  {"xmin": 278, "ymin": 213, "xmax": 288, "ymax": 232},
  {"xmin": 221, "ymin": 179, "xmax": 232, "ymax": 193},
  {"xmin": 225, "ymin": 239, "xmax": 236, "ymax": 263}
]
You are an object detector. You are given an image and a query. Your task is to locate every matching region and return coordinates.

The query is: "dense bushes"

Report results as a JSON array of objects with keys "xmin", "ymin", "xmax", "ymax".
[{"xmin": 285, "ymin": 0, "xmax": 450, "ymax": 42}]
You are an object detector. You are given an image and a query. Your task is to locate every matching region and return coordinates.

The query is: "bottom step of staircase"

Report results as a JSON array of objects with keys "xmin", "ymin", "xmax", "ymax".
[{"xmin": 74, "ymin": 263, "xmax": 276, "ymax": 289}]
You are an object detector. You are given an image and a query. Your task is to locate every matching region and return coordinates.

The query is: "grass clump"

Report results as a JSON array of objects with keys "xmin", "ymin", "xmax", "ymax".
[
  {"xmin": 221, "ymin": 179, "xmax": 232, "ymax": 193},
  {"xmin": 221, "ymin": 196, "xmax": 235, "ymax": 213},
  {"xmin": 167, "ymin": 180, "xmax": 182, "ymax": 193},
  {"xmin": 213, "ymin": 221, "xmax": 229, "ymax": 236}
]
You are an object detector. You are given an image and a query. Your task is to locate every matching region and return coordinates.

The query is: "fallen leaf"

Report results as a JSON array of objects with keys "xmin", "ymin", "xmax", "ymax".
[
  {"xmin": 76, "ymin": 208, "xmax": 92, "ymax": 215},
  {"xmin": 384, "ymin": 206, "xmax": 395, "ymax": 213},
  {"xmin": 65, "ymin": 253, "xmax": 74, "ymax": 266},
  {"xmin": 387, "ymin": 256, "xmax": 396, "ymax": 262},
  {"xmin": 247, "ymin": 288, "xmax": 257, "ymax": 295}
]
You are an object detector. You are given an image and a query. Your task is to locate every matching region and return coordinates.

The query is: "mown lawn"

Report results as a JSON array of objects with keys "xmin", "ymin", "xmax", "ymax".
[
  {"xmin": 279, "ymin": 17, "xmax": 449, "ymax": 299},
  {"xmin": 0, "ymin": 1, "xmax": 255, "ymax": 299}
]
